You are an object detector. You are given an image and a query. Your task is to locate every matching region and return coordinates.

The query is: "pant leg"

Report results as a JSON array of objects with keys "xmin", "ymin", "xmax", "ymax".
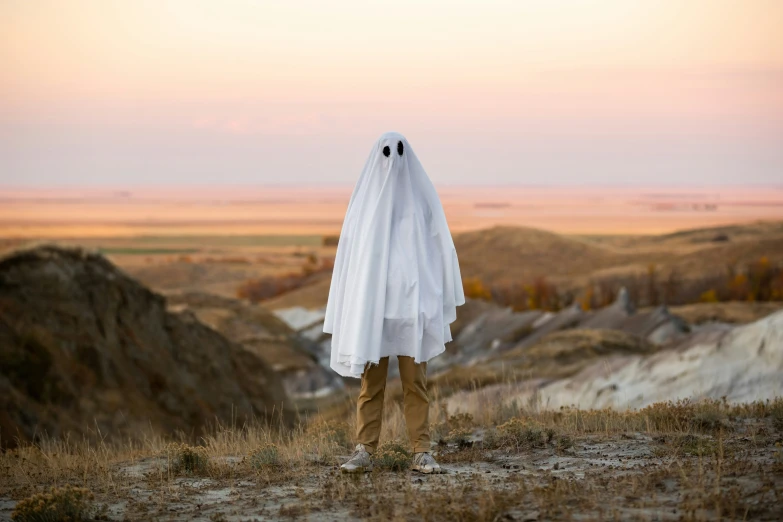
[
  {"xmin": 355, "ymin": 356, "xmax": 390, "ymax": 453},
  {"xmin": 397, "ymin": 355, "xmax": 431, "ymax": 453}
]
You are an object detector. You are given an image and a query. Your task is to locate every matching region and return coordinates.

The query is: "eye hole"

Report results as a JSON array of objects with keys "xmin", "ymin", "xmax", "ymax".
[
  {"xmin": 382, "ymin": 145, "xmax": 390, "ymax": 157},
  {"xmin": 397, "ymin": 141, "xmax": 404, "ymax": 156}
]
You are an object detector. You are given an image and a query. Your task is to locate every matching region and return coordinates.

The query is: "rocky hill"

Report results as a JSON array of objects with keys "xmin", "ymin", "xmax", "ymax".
[
  {"xmin": 0, "ymin": 246, "xmax": 295, "ymax": 449},
  {"xmin": 165, "ymin": 292, "xmax": 345, "ymax": 411},
  {"xmin": 444, "ymin": 308, "xmax": 783, "ymax": 416},
  {"xmin": 270, "ymin": 284, "xmax": 781, "ymax": 408}
]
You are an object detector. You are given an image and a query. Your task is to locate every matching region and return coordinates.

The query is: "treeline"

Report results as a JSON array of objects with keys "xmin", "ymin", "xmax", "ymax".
[
  {"xmin": 464, "ymin": 276, "xmax": 567, "ymax": 312},
  {"xmin": 463, "ymin": 257, "xmax": 783, "ymax": 312},
  {"xmin": 235, "ymin": 255, "xmax": 783, "ymax": 309}
]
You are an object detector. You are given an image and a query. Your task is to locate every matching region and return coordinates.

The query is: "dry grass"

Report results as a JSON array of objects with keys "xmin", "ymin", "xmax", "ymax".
[
  {"xmin": 453, "ymin": 225, "xmax": 628, "ymax": 286},
  {"xmin": 2, "ymin": 394, "xmax": 781, "ymax": 521},
  {"xmin": 662, "ymin": 301, "xmax": 783, "ymax": 325},
  {"xmin": 454, "ymin": 220, "xmax": 783, "ymax": 290}
]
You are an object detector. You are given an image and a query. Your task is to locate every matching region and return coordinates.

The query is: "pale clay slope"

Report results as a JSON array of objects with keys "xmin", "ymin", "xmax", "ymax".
[
  {"xmin": 447, "ymin": 309, "xmax": 783, "ymax": 415},
  {"xmin": 273, "ymin": 300, "xmax": 783, "ymax": 412}
]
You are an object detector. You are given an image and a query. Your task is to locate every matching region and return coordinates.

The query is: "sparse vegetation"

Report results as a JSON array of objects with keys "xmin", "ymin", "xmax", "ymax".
[
  {"xmin": 483, "ymin": 417, "xmax": 564, "ymax": 451},
  {"xmin": 657, "ymin": 433, "xmax": 719, "ymax": 457},
  {"xmin": 771, "ymin": 399, "xmax": 783, "ymax": 431},
  {"xmin": 432, "ymin": 412, "xmax": 475, "ymax": 444},
  {"xmin": 443, "ymin": 427, "xmax": 473, "ymax": 448},
  {"xmin": 2, "ymin": 398, "xmax": 781, "ymax": 520},
  {"xmin": 304, "ymin": 419, "xmax": 352, "ymax": 451},
  {"xmin": 248, "ymin": 442, "xmax": 280, "ymax": 469},
  {"xmin": 372, "ymin": 440, "xmax": 412, "ymax": 471},
  {"xmin": 2, "ymin": 223, "xmax": 782, "ymax": 520},
  {"xmin": 165, "ymin": 442, "xmax": 210, "ymax": 475},
  {"xmin": 11, "ymin": 486, "xmax": 96, "ymax": 522}
]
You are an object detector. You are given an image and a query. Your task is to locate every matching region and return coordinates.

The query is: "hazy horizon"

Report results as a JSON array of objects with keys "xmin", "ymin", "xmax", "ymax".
[
  {"xmin": 2, "ymin": 0, "xmax": 782, "ymax": 187},
  {"xmin": 2, "ymin": 185, "xmax": 782, "ymax": 238},
  {"xmin": 3, "ymin": 182, "xmax": 783, "ymax": 188}
]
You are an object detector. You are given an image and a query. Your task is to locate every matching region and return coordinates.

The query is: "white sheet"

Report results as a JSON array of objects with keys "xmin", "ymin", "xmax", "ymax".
[{"xmin": 324, "ymin": 132, "xmax": 466, "ymax": 378}]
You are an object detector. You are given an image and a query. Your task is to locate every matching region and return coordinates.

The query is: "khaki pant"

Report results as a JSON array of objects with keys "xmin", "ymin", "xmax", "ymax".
[{"xmin": 356, "ymin": 356, "xmax": 431, "ymax": 454}]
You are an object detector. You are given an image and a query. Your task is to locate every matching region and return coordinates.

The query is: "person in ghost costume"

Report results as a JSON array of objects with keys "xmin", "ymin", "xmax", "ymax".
[{"xmin": 323, "ymin": 131, "xmax": 465, "ymax": 473}]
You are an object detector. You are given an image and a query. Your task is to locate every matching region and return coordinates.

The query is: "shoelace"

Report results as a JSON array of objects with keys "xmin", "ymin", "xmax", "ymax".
[{"xmin": 415, "ymin": 453, "xmax": 435, "ymax": 465}]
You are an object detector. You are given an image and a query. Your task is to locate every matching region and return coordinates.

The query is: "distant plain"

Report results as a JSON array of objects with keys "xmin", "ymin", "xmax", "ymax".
[
  {"xmin": 3, "ymin": 185, "xmax": 782, "ymax": 304},
  {"xmin": 2, "ymin": 185, "xmax": 782, "ymax": 238}
]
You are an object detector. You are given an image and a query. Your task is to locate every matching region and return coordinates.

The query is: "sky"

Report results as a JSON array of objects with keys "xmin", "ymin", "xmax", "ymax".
[{"xmin": 1, "ymin": 0, "xmax": 781, "ymax": 186}]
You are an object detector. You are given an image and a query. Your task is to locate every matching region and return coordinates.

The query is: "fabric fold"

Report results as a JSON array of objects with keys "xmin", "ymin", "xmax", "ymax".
[{"xmin": 324, "ymin": 132, "xmax": 465, "ymax": 378}]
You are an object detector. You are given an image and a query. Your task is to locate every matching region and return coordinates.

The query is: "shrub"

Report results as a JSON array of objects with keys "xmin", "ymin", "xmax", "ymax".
[
  {"xmin": 699, "ymin": 289, "xmax": 719, "ymax": 303},
  {"xmin": 447, "ymin": 412, "xmax": 475, "ymax": 429},
  {"xmin": 444, "ymin": 427, "xmax": 473, "ymax": 448},
  {"xmin": 482, "ymin": 427, "xmax": 501, "ymax": 449},
  {"xmin": 433, "ymin": 412, "xmax": 475, "ymax": 444},
  {"xmin": 484, "ymin": 417, "xmax": 568, "ymax": 451},
  {"xmin": 249, "ymin": 442, "xmax": 280, "ymax": 469},
  {"xmin": 12, "ymin": 486, "xmax": 95, "ymax": 522},
  {"xmin": 556, "ymin": 434, "xmax": 574, "ymax": 450},
  {"xmin": 500, "ymin": 418, "xmax": 545, "ymax": 448},
  {"xmin": 373, "ymin": 441, "xmax": 412, "ymax": 471},
  {"xmin": 165, "ymin": 442, "xmax": 210, "ymax": 475},
  {"xmin": 463, "ymin": 277, "xmax": 492, "ymax": 301}
]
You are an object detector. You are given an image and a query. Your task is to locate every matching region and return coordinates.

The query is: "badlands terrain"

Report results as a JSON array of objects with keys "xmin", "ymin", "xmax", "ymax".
[{"xmin": 1, "ymin": 212, "xmax": 782, "ymax": 519}]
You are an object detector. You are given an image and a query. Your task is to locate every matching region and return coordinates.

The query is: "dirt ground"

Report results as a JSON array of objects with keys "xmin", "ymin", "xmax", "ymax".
[{"xmin": 3, "ymin": 418, "xmax": 782, "ymax": 522}]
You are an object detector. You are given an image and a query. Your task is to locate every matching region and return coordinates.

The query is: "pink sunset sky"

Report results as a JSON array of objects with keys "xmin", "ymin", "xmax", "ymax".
[{"xmin": 1, "ymin": 0, "xmax": 781, "ymax": 187}]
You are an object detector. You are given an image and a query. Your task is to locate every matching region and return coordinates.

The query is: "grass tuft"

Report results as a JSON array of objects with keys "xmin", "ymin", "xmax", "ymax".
[
  {"xmin": 305, "ymin": 419, "xmax": 352, "ymax": 450},
  {"xmin": 770, "ymin": 399, "xmax": 783, "ymax": 431},
  {"xmin": 248, "ymin": 442, "xmax": 281, "ymax": 469}
]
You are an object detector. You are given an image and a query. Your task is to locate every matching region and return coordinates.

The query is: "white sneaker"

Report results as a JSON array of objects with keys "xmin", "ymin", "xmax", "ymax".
[
  {"xmin": 340, "ymin": 443, "xmax": 373, "ymax": 473},
  {"xmin": 412, "ymin": 452, "xmax": 442, "ymax": 474}
]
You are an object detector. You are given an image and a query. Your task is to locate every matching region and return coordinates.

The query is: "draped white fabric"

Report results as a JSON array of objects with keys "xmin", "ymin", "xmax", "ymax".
[{"xmin": 324, "ymin": 132, "xmax": 466, "ymax": 378}]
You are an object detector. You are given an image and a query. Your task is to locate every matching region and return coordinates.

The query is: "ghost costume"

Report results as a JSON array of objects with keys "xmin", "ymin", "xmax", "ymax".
[{"xmin": 324, "ymin": 132, "xmax": 465, "ymax": 378}]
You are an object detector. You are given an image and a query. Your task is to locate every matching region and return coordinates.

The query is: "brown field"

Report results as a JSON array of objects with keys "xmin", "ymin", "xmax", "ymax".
[{"xmin": 60, "ymin": 219, "xmax": 779, "ymax": 311}]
